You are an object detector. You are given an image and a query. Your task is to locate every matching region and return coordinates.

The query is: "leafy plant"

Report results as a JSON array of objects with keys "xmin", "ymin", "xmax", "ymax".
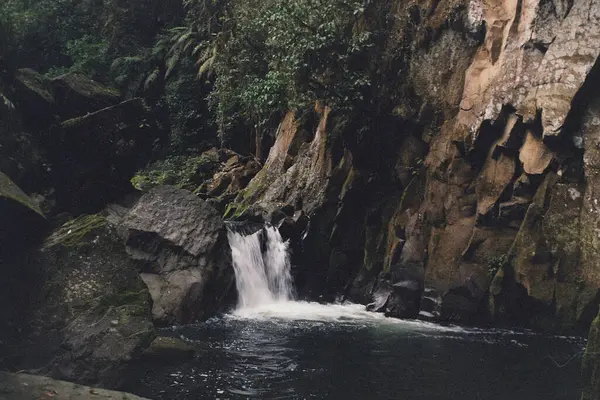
[
  {"xmin": 166, "ymin": 0, "xmax": 375, "ymax": 137},
  {"xmin": 487, "ymin": 254, "xmax": 510, "ymax": 280}
]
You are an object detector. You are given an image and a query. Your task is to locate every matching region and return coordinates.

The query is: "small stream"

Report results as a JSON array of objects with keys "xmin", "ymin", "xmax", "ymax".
[{"xmin": 123, "ymin": 226, "xmax": 585, "ymax": 399}]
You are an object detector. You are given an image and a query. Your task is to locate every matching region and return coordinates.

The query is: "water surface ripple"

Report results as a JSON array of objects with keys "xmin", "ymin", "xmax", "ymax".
[{"xmin": 124, "ymin": 301, "xmax": 585, "ymax": 400}]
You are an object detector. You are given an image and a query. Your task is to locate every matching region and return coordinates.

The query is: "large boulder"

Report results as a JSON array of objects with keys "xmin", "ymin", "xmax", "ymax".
[
  {"xmin": 50, "ymin": 73, "xmax": 121, "ymax": 119},
  {"xmin": 10, "ymin": 214, "xmax": 155, "ymax": 386},
  {"xmin": 13, "ymin": 69, "xmax": 122, "ymax": 125},
  {"xmin": 122, "ymin": 186, "xmax": 235, "ymax": 325}
]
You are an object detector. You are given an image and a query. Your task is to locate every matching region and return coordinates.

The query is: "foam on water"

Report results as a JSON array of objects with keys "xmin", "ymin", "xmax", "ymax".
[
  {"xmin": 227, "ymin": 225, "xmax": 472, "ymax": 333},
  {"xmin": 230, "ymin": 300, "xmax": 472, "ymax": 333},
  {"xmin": 226, "ymin": 225, "xmax": 561, "ymax": 338}
]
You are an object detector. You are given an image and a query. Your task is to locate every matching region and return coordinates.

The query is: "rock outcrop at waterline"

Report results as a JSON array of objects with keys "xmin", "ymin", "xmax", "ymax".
[
  {"xmin": 1, "ymin": 186, "xmax": 235, "ymax": 385},
  {"xmin": 5, "ymin": 214, "xmax": 155, "ymax": 386},
  {"xmin": 218, "ymin": 0, "xmax": 600, "ymax": 334}
]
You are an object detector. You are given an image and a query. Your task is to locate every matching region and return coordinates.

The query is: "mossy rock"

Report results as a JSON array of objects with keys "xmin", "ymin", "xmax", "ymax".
[
  {"xmin": 29, "ymin": 214, "xmax": 155, "ymax": 383},
  {"xmin": 583, "ymin": 310, "xmax": 600, "ymax": 400},
  {"xmin": 43, "ymin": 214, "xmax": 106, "ymax": 249},
  {"xmin": 131, "ymin": 153, "xmax": 220, "ymax": 192},
  {"xmin": 140, "ymin": 336, "xmax": 197, "ymax": 362},
  {"xmin": 14, "ymin": 68, "xmax": 55, "ymax": 105},
  {"xmin": 0, "ymin": 171, "xmax": 46, "ymax": 253},
  {"xmin": 0, "ymin": 171, "xmax": 44, "ymax": 217},
  {"xmin": 51, "ymin": 72, "xmax": 120, "ymax": 119}
]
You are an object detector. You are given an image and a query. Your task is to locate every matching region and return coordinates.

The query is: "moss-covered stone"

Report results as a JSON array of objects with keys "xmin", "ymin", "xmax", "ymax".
[
  {"xmin": 0, "ymin": 171, "xmax": 44, "ymax": 217},
  {"xmin": 51, "ymin": 72, "xmax": 120, "ymax": 119},
  {"xmin": 131, "ymin": 152, "xmax": 220, "ymax": 192},
  {"xmin": 43, "ymin": 214, "xmax": 106, "ymax": 248},
  {"xmin": 140, "ymin": 336, "xmax": 197, "ymax": 362},
  {"xmin": 18, "ymin": 214, "xmax": 155, "ymax": 384},
  {"xmin": 583, "ymin": 310, "xmax": 600, "ymax": 400},
  {"xmin": 14, "ymin": 68, "xmax": 55, "ymax": 105}
]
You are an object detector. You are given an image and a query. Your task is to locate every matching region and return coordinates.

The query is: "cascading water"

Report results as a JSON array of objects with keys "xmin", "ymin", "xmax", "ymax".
[{"xmin": 227, "ymin": 225, "xmax": 295, "ymax": 309}]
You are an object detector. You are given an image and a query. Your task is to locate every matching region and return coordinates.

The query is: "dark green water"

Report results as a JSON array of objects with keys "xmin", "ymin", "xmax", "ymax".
[{"xmin": 123, "ymin": 302, "xmax": 585, "ymax": 400}]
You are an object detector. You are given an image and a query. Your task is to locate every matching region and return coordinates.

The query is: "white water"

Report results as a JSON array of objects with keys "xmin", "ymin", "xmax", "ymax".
[
  {"xmin": 227, "ymin": 225, "xmax": 464, "ymax": 329},
  {"xmin": 227, "ymin": 225, "xmax": 295, "ymax": 309}
]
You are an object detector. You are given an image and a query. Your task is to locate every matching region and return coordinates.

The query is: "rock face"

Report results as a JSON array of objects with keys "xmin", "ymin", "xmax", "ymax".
[
  {"xmin": 218, "ymin": 0, "xmax": 600, "ymax": 337},
  {"xmin": 7, "ymin": 215, "xmax": 155, "ymax": 386},
  {"xmin": 0, "ymin": 372, "xmax": 149, "ymax": 400},
  {"xmin": 6, "ymin": 67, "xmax": 164, "ymax": 216},
  {"xmin": 122, "ymin": 186, "xmax": 235, "ymax": 324}
]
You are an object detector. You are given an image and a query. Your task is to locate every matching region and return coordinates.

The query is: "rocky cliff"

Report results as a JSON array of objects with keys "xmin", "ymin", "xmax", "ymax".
[
  {"xmin": 215, "ymin": 0, "xmax": 600, "ymax": 335},
  {"xmin": 2, "ymin": 0, "xmax": 600, "ymax": 397}
]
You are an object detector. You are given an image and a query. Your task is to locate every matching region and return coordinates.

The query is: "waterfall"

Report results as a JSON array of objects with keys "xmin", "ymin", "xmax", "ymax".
[{"xmin": 227, "ymin": 225, "xmax": 295, "ymax": 309}]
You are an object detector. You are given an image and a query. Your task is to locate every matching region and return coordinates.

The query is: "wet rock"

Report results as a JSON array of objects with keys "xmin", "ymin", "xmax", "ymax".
[
  {"xmin": 440, "ymin": 263, "xmax": 490, "ymax": 323},
  {"xmin": 368, "ymin": 264, "xmax": 424, "ymax": 319},
  {"xmin": 277, "ymin": 211, "xmax": 309, "ymax": 243},
  {"xmin": 0, "ymin": 372, "xmax": 149, "ymax": 400},
  {"xmin": 419, "ymin": 288, "xmax": 442, "ymax": 320},
  {"xmin": 140, "ymin": 336, "xmax": 197, "ymax": 362},
  {"xmin": 13, "ymin": 214, "xmax": 155, "ymax": 385},
  {"xmin": 122, "ymin": 186, "xmax": 234, "ymax": 324}
]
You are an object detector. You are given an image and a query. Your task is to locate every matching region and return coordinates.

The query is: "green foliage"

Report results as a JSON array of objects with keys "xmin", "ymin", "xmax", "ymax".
[
  {"xmin": 216, "ymin": 0, "xmax": 374, "ymax": 130},
  {"xmin": 487, "ymin": 254, "xmax": 510, "ymax": 280},
  {"xmin": 47, "ymin": 36, "xmax": 110, "ymax": 78},
  {"xmin": 0, "ymin": 0, "xmax": 106, "ymax": 73},
  {"xmin": 168, "ymin": 0, "xmax": 374, "ymax": 135},
  {"xmin": 164, "ymin": 58, "xmax": 219, "ymax": 151},
  {"xmin": 131, "ymin": 154, "xmax": 219, "ymax": 191},
  {"xmin": 1, "ymin": 0, "xmax": 183, "ymax": 80}
]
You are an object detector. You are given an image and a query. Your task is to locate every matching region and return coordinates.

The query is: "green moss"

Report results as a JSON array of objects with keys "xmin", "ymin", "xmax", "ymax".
[
  {"xmin": 59, "ymin": 114, "xmax": 87, "ymax": 128},
  {"xmin": 0, "ymin": 171, "xmax": 44, "ymax": 217},
  {"xmin": 131, "ymin": 154, "xmax": 219, "ymax": 191},
  {"xmin": 43, "ymin": 214, "xmax": 106, "ymax": 249},
  {"xmin": 582, "ymin": 311, "xmax": 600, "ymax": 400},
  {"xmin": 487, "ymin": 254, "xmax": 510, "ymax": 280},
  {"xmin": 223, "ymin": 202, "xmax": 250, "ymax": 219},
  {"xmin": 57, "ymin": 73, "xmax": 120, "ymax": 99},
  {"xmin": 98, "ymin": 290, "xmax": 150, "ymax": 318},
  {"xmin": 15, "ymin": 68, "xmax": 54, "ymax": 104}
]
